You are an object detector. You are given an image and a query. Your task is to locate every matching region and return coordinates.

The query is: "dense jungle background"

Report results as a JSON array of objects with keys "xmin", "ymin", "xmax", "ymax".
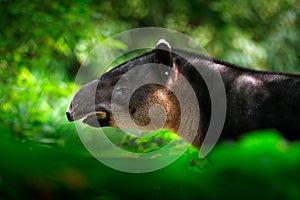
[{"xmin": 1, "ymin": 0, "xmax": 300, "ymax": 199}]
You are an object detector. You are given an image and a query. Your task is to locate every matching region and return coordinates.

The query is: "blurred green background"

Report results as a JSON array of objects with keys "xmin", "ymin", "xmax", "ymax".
[{"xmin": 1, "ymin": 0, "xmax": 300, "ymax": 199}]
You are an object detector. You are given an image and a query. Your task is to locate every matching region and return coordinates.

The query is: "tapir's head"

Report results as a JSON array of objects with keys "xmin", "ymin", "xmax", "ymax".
[{"xmin": 66, "ymin": 39, "xmax": 205, "ymax": 144}]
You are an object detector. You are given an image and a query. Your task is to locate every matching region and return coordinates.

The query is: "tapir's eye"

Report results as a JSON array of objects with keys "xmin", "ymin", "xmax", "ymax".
[
  {"xmin": 114, "ymin": 77, "xmax": 131, "ymax": 96},
  {"xmin": 117, "ymin": 87, "xmax": 131, "ymax": 95},
  {"xmin": 162, "ymin": 67, "xmax": 173, "ymax": 78}
]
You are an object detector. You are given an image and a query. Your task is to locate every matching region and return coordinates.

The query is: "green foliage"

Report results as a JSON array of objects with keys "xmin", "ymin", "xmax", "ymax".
[
  {"xmin": 1, "ymin": 129, "xmax": 300, "ymax": 199},
  {"xmin": 201, "ymin": 131, "xmax": 300, "ymax": 199},
  {"xmin": 103, "ymin": 128, "xmax": 183, "ymax": 153}
]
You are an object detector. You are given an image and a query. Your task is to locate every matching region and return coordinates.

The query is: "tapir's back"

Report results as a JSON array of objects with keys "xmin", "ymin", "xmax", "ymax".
[{"xmin": 221, "ymin": 68, "xmax": 300, "ymax": 140}]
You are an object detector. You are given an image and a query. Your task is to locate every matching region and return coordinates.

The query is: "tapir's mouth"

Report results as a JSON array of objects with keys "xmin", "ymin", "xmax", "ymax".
[
  {"xmin": 82, "ymin": 111, "xmax": 109, "ymax": 128},
  {"xmin": 66, "ymin": 110, "xmax": 110, "ymax": 128}
]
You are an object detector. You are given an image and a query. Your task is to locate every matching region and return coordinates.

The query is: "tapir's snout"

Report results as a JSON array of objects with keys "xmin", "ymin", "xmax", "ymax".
[
  {"xmin": 66, "ymin": 110, "xmax": 73, "ymax": 122},
  {"xmin": 66, "ymin": 100, "xmax": 111, "ymax": 127},
  {"xmin": 66, "ymin": 78, "xmax": 113, "ymax": 128},
  {"xmin": 66, "ymin": 101, "xmax": 82, "ymax": 122}
]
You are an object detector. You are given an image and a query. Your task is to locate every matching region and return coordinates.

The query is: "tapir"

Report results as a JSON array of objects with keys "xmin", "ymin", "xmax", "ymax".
[{"xmin": 66, "ymin": 39, "xmax": 300, "ymax": 147}]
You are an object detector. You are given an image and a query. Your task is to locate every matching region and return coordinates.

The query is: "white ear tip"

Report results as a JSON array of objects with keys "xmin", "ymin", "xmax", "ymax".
[{"xmin": 156, "ymin": 39, "xmax": 171, "ymax": 49}]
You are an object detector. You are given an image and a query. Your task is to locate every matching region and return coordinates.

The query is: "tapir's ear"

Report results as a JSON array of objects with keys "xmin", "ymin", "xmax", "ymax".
[{"xmin": 155, "ymin": 39, "xmax": 172, "ymax": 66}]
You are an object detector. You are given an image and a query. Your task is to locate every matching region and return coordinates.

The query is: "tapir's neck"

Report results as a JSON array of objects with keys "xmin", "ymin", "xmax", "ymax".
[{"xmin": 165, "ymin": 56, "xmax": 226, "ymax": 146}]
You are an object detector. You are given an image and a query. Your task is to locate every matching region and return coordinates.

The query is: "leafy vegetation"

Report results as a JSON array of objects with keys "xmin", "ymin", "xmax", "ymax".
[
  {"xmin": 1, "ymin": 0, "xmax": 300, "ymax": 199},
  {"xmin": 1, "ymin": 127, "xmax": 300, "ymax": 199}
]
